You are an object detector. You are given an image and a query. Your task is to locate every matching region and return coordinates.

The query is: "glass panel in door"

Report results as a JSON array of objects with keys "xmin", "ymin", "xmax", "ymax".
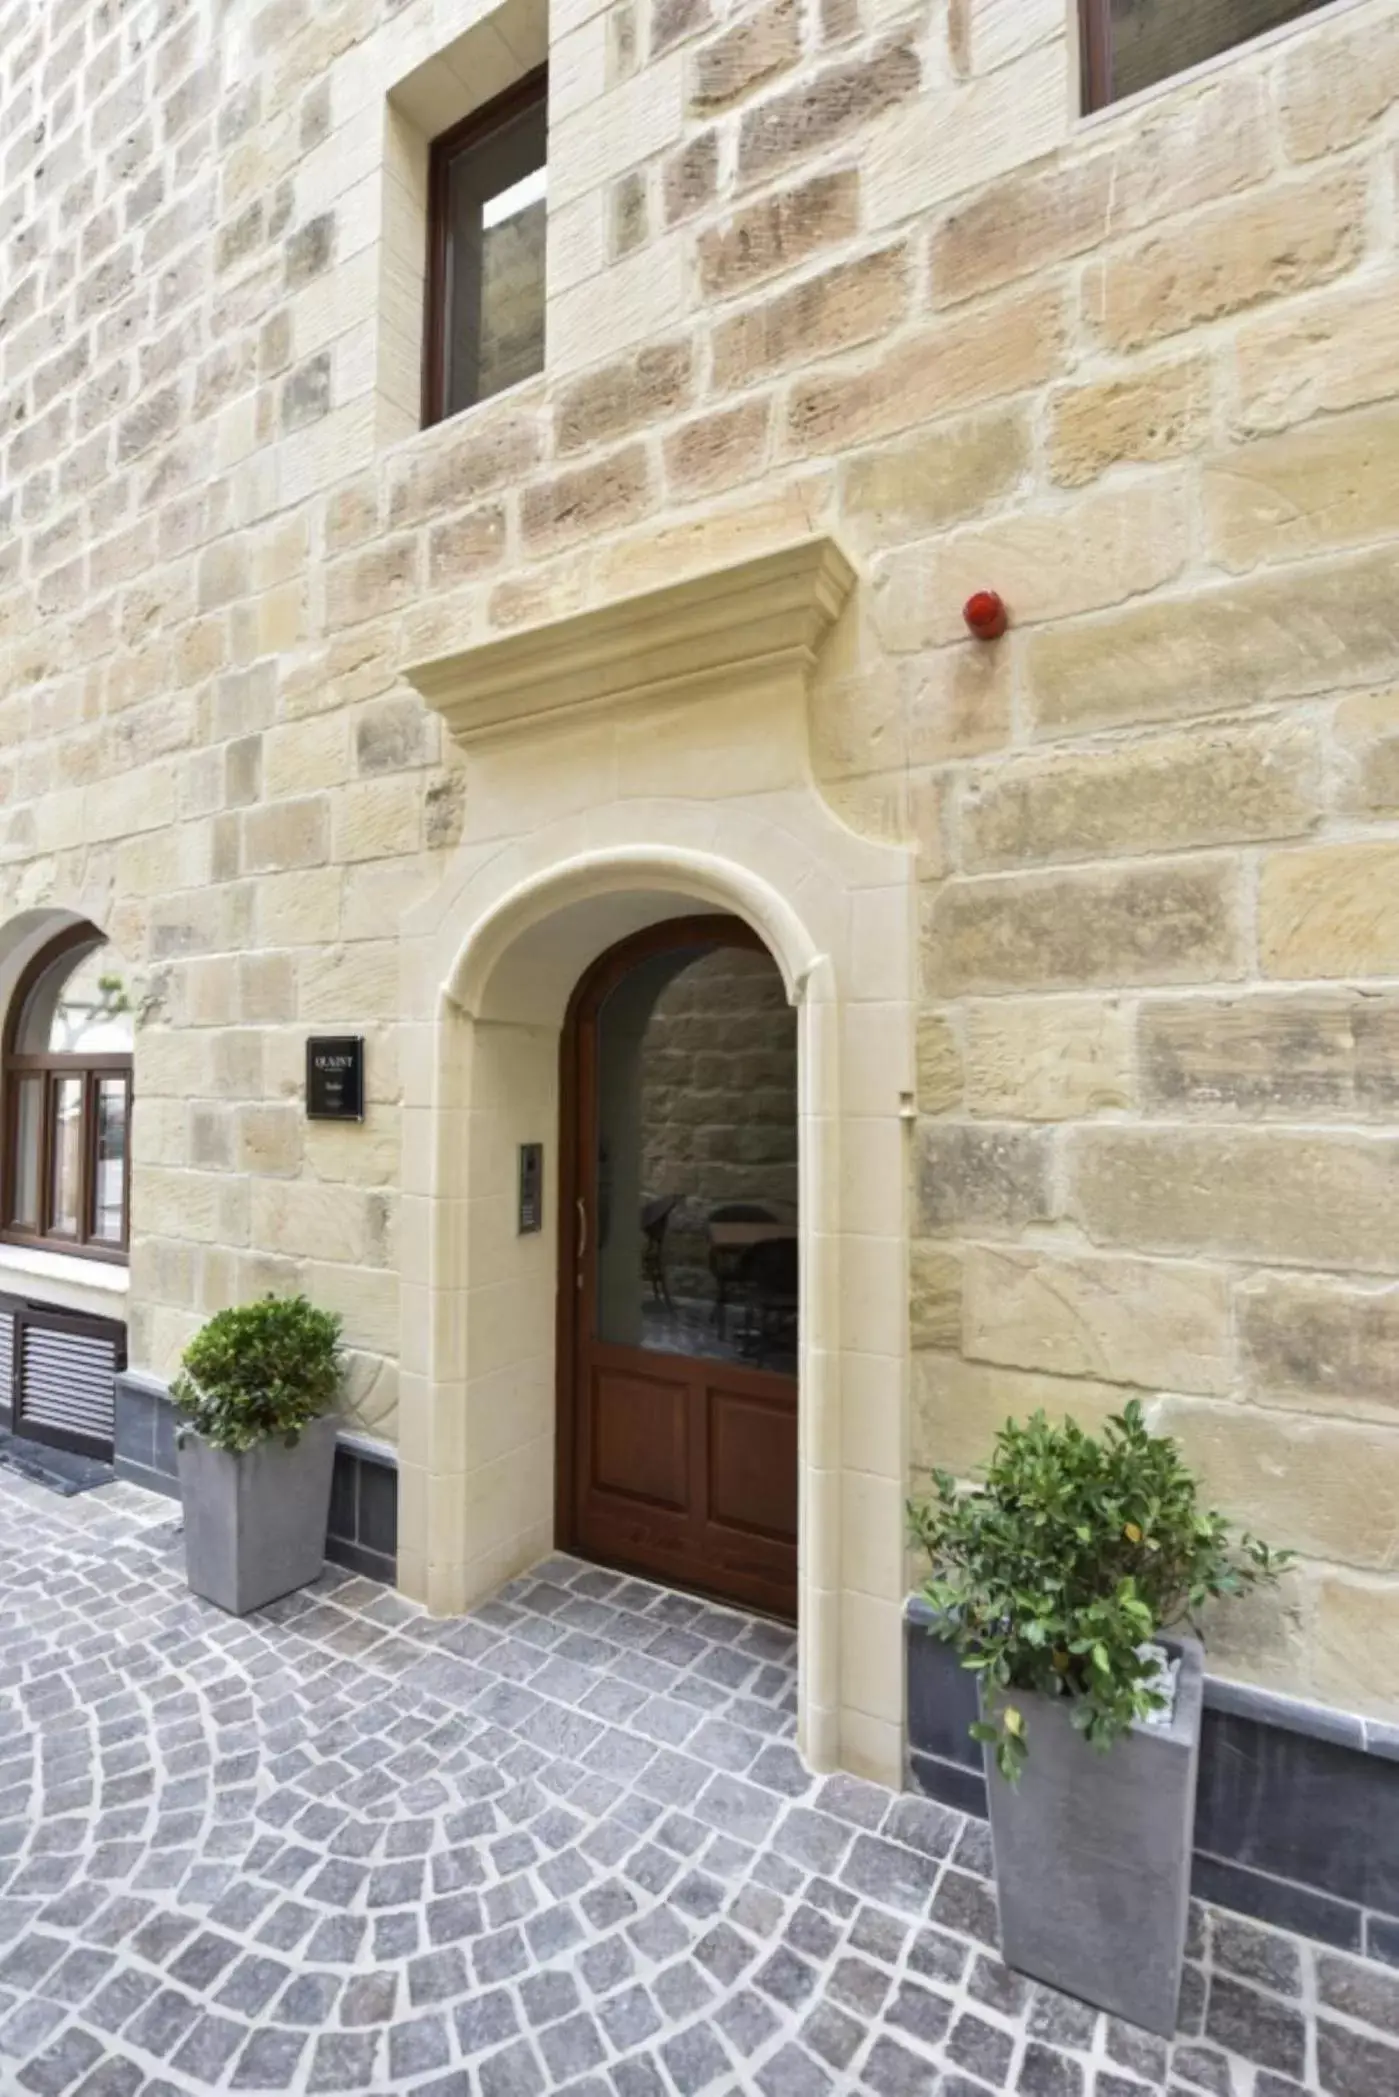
[{"xmin": 594, "ymin": 942, "xmax": 798, "ymax": 1374}]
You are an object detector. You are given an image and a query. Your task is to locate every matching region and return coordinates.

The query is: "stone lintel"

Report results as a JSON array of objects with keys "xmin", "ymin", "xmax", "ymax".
[{"xmin": 403, "ymin": 535, "xmax": 857, "ymax": 744}]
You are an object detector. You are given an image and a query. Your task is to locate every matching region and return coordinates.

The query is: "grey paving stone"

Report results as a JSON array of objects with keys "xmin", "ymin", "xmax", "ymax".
[
  {"xmin": 538, "ymin": 2010, "xmax": 606, "ymax": 2081},
  {"xmin": 756, "ymin": 2041, "xmax": 833, "ymax": 2095},
  {"xmin": 660, "ymin": 2022, "xmax": 732, "ymax": 2094},
  {"xmin": 1205, "ymin": 1977, "xmax": 1306, "ymax": 2078},
  {"xmin": 1018, "ymin": 2043, "xmax": 1086, "ymax": 2097},
  {"xmin": 477, "ymin": 2037, "xmax": 546, "ymax": 2096},
  {"xmin": 799, "ymin": 2001, "xmax": 864, "ymax": 2070},
  {"xmin": 388, "ymin": 2014, "xmax": 450, "ymax": 2078},
  {"xmin": 862, "ymin": 2034, "xmax": 941, "ymax": 2095},
  {"xmin": 455, "ymin": 1987, "xmax": 521, "ymax": 2054},
  {"xmin": 0, "ymin": 1482, "xmax": 1381, "ymax": 2097},
  {"xmin": 16, "ymin": 2026, "xmax": 104, "ymax": 2095},
  {"xmin": 948, "ymin": 2009, "xmax": 1016, "ymax": 2084}
]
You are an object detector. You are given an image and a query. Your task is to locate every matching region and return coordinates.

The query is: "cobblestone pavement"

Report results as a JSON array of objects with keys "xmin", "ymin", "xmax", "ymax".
[{"xmin": 0, "ymin": 1472, "xmax": 1395, "ymax": 2096}]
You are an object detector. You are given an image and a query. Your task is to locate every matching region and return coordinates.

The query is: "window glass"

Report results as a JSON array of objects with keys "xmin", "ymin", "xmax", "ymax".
[
  {"xmin": 17, "ymin": 940, "xmax": 134, "ymax": 1056},
  {"xmin": 49, "ymin": 1076, "xmax": 84, "ymax": 1237},
  {"xmin": 93, "ymin": 1079, "xmax": 128, "ymax": 1244},
  {"xmin": 4, "ymin": 924, "xmax": 134, "ymax": 1258},
  {"xmin": 11, "ymin": 1077, "xmax": 42, "ymax": 1231},
  {"xmin": 435, "ymin": 81, "xmax": 548, "ymax": 420},
  {"xmin": 1087, "ymin": 0, "xmax": 1334, "ymax": 109}
]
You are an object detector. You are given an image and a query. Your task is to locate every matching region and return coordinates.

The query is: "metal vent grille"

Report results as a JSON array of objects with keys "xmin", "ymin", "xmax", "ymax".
[
  {"xmin": 0, "ymin": 1312, "xmax": 13, "ymax": 1415},
  {"xmin": 19, "ymin": 1324, "xmax": 117, "ymax": 1450}
]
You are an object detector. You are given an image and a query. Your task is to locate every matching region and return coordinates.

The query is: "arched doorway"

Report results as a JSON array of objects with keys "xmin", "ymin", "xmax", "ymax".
[{"xmin": 557, "ymin": 916, "xmax": 799, "ymax": 1618}]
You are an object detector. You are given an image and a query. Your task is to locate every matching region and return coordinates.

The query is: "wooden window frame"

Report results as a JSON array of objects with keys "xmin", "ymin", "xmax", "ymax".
[
  {"xmin": 1079, "ymin": 0, "xmax": 1114, "ymax": 112},
  {"xmin": 421, "ymin": 64, "xmax": 550, "ymax": 430},
  {"xmin": 1, "ymin": 924, "xmax": 133, "ymax": 1265}
]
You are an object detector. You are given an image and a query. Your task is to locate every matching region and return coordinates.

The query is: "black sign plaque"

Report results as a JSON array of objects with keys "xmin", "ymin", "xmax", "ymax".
[
  {"xmin": 518, "ymin": 1143, "xmax": 543, "ymax": 1234},
  {"xmin": 307, "ymin": 1036, "xmax": 365, "ymax": 1122}
]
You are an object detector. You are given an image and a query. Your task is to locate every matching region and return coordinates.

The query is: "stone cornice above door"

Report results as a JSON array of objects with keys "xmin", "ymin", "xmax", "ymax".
[{"xmin": 403, "ymin": 536, "xmax": 857, "ymax": 745}]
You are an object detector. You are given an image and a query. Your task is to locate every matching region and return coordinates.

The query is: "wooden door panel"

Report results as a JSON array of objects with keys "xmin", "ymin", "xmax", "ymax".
[
  {"xmin": 559, "ymin": 916, "xmax": 800, "ymax": 1621},
  {"xmin": 588, "ymin": 1358, "xmax": 689, "ymax": 1511},
  {"xmin": 705, "ymin": 1379, "xmax": 798, "ymax": 1544}
]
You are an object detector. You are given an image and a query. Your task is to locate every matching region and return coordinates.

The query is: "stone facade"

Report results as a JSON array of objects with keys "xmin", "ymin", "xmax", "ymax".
[{"xmin": 3, "ymin": 0, "xmax": 1399, "ymax": 1745}]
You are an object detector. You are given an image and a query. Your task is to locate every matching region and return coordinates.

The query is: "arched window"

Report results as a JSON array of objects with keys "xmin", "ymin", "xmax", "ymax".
[{"xmin": 2, "ymin": 924, "xmax": 134, "ymax": 1261}]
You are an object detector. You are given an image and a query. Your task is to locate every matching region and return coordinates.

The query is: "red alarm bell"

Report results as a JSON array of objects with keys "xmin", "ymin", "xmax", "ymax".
[{"xmin": 963, "ymin": 589, "xmax": 1008, "ymax": 641}]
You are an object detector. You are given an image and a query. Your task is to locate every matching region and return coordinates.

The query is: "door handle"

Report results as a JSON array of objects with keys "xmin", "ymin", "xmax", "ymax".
[{"xmin": 576, "ymin": 1198, "xmax": 588, "ymax": 1260}]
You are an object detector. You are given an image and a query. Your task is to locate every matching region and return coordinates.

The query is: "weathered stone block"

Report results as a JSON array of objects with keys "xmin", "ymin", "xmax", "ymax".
[
  {"xmin": 520, "ymin": 445, "xmax": 652, "ymax": 553},
  {"xmin": 664, "ymin": 400, "xmax": 770, "ymax": 498},
  {"xmin": 663, "ymin": 130, "xmax": 719, "ymax": 226},
  {"xmin": 1152, "ymin": 1396, "xmax": 1399, "ymax": 1574},
  {"xmin": 961, "ymin": 722, "xmax": 1319, "ymax": 872},
  {"xmin": 738, "ymin": 35, "xmax": 920, "ymax": 185},
  {"xmin": 911, "ymin": 1245, "xmax": 961, "ymax": 1352},
  {"xmin": 1025, "ymin": 548, "xmax": 1399, "ymax": 735},
  {"xmin": 902, "ymin": 647, "xmax": 1012, "ymax": 762},
  {"xmin": 1139, "ymin": 993, "xmax": 1368, "ymax": 1120},
  {"xmin": 712, "ymin": 244, "xmax": 907, "ymax": 388},
  {"xmin": 241, "ymin": 795, "xmax": 328, "ymax": 874},
  {"xmin": 1238, "ymin": 1271, "xmax": 1399, "ymax": 1421},
  {"xmin": 387, "ymin": 415, "xmax": 542, "ymax": 529},
  {"xmin": 924, "ymin": 861, "xmax": 1242, "ymax": 998},
  {"xmin": 1068, "ymin": 1127, "xmax": 1399, "ymax": 1274},
  {"xmin": 915, "ymin": 1011, "xmax": 962, "ymax": 1115},
  {"xmin": 691, "ymin": 0, "xmax": 800, "ymax": 115},
  {"xmin": 1085, "ymin": 173, "xmax": 1366, "ymax": 353},
  {"xmin": 1205, "ymin": 403, "xmax": 1399, "ymax": 571},
  {"xmin": 325, "ymin": 538, "xmax": 420, "ymax": 629},
  {"xmin": 427, "ymin": 504, "xmax": 507, "ymax": 587},
  {"xmin": 698, "ymin": 170, "xmax": 860, "ymax": 298},
  {"xmin": 931, "ymin": 152, "xmax": 1113, "ymax": 307},
  {"xmin": 840, "ymin": 407, "xmax": 1029, "ymax": 548},
  {"xmin": 964, "ymin": 998, "xmax": 1132, "ymax": 1122},
  {"xmin": 911, "ymin": 1354, "xmax": 1128, "ymax": 1482},
  {"xmin": 1278, "ymin": 8, "xmax": 1399, "ymax": 162},
  {"xmin": 1048, "ymin": 356, "xmax": 1210, "ymax": 488},
  {"xmin": 1260, "ymin": 842, "xmax": 1399, "ymax": 980},
  {"xmin": 1333, "ymin": 691, "xmax": 1399, "ymax": 816},
  {"xmin": 914, "ymin": 1122, "xmax": 1053, "ymax": 1237},
  {"xmin": 787, "ymin": 284, "xmax": 1063, "ymax": 455},
  {"xmin": 1234, "ymin": 281, "xmax": 1399, "ymax": 438},
  {"xmin": 964, "ymin": 1246, "xmax": 1232, "ymax": 1396}
]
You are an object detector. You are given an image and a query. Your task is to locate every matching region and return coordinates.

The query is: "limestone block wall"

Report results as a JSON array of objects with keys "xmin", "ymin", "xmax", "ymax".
[{"xmin": 2, "ymin": 0, "xmax": 1399, "ymax": 1713}]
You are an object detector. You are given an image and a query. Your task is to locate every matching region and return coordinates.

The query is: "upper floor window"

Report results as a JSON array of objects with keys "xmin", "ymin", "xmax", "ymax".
[
  {"xmin": 424, "ymin": 68, "xmax": 548, "ymax": 427},
  {"xmin": 1081, "ymin": 0, "xmax": 1335, "ymax": 111},
  {"xmin": 2, "ymin": 926, "xmax": 133, "ymax": 1262}
]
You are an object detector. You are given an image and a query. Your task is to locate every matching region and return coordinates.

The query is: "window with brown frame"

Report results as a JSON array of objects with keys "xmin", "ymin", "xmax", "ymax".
[
  {"xmin": 2, "ymin": 924, "xmax": 134, "ymax": 1262},
  {"xmin": 423, "ymin": 68, "xmax": 549, "ymax": 428},
  {"xmin": 1080, "ymin": 0, "xmax": 1336, "ymax": 111}
]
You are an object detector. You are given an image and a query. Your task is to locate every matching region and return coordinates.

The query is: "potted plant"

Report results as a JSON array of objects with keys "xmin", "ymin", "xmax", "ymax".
[
  {"xmin": 173, "ymin": 1293, "xmax": 344, "ymax": 1616},
  {"xmin": 909, "ymin": 1402, "xmax": 1289, "ymax": 2037}
]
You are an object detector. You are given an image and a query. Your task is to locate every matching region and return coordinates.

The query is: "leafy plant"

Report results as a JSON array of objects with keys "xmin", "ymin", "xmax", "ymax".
[
  {"xmin": 173, "ymin": 1294, "xmax": 343, "ymax": 1455},
  {"xmin": 908, "ymin": 1403, "xmax": 1290, "ymax": 1784}
]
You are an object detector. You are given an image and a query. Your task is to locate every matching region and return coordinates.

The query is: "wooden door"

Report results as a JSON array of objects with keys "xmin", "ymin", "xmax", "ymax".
[{"xmin": 557, "ymin": 918, "xmax": 799, "ymax": 1621}]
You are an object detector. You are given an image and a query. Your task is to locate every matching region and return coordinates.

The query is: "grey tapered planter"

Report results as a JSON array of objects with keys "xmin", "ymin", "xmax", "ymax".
[
  {"xmin": 178, "ymin": 1414, "xmax": 339, "ymax": 1615},
  {"xmin": 982, "ymin": 1635, "xmax": 1204, "ymax": 2037}
]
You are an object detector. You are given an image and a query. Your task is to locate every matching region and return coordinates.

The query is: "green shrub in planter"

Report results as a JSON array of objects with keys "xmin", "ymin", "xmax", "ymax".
[
  {"xmin": 172, "ymin": 1295, "xmax": 345, "ymax": 1616},
  {"xmin": 172, "ymin": 1294, "xmax": 343, "ymax": 1454},
  {"xmin": 909, "ymin": 1401, "xmax": 1291, "ymax": 1783}
]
